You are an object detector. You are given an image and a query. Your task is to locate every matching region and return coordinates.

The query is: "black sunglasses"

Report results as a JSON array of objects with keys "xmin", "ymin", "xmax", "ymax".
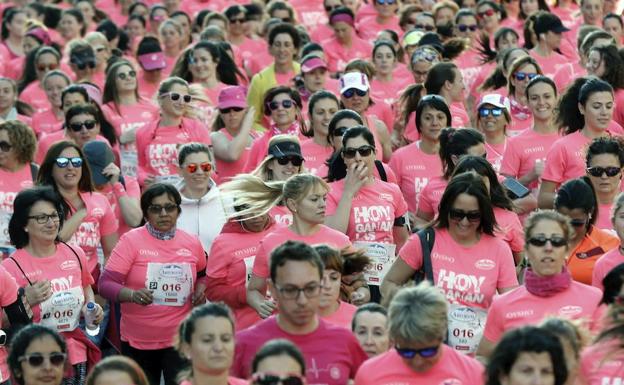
[
  {"xmin": 570, "ymin": 218, "xmax": 588, "ymax": 227},
  {"xmin": 19, "ymin": 352, "xmax": 66, "ymax": 367},
  {"xmin": 220, "ymin": 107, "xmax": 244, "ymax": 114},
  {"xmin": 415, "ymin": 24, "xmax": 436, "ymax": 31},
  {"xmin": 342, "ymin": 145, "xmax": 375, "ymax": 159},
  {"xmin": 69, "ymin": 120, "xmax": 97, "ymax": 132},
  {"xmin": 253, "ymin": 374, "xmax": 304, "ymax": 385},
  {"xmin": 342, "ymin": 88, "xmax": 368, "ymax": 98},
  {"xmin": 449, "ymin": 208, "xmax": 481, "ymax": 222},
  {"xmin": 276, "ymin": 156, "xmax": 303, "ymax": 166},
  {"xmin": 395, "ymin": 345, "xmax": 439, "ymax": 358},
  {"xmin": 457, "ymin": 24, "xmax": 478, "ymax": 32},
  {"xmin": 587, "ymin": 166, "xmax": 621, "ymax": 177},
  {"xmin": 527, "ymin": 235, "xmax": 567, "ymax": 247},
  {"xmin": 268, "ymin": 99, "xmax": 294, "ymax": 111}
]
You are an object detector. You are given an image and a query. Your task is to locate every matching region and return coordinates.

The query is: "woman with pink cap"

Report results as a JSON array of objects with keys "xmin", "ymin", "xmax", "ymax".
[
  {"xmin": 135, "ymin": 36, "xmax": 167, "ymax": 99},
  {"xmin": 211, "ymin": 86, "xmax": 257, "ymax": 184}
]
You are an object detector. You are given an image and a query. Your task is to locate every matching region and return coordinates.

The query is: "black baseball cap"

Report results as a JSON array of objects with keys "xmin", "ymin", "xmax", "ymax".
[{"xmin": 534, "ymin": 12, "xmax": 570, "ymax": 35}]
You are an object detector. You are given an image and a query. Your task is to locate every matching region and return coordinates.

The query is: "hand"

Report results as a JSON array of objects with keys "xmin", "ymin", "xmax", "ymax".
[
  {"xmin": 83, "ymin": 302, "xmax": 104, "ymax": 324},
  {"xmin": 254, "ymin": 299, "xmax": 277, "ymax": 319},
  {"xmin": 102, "ymin": 163, "xmax": 121, "ymax": 185},
  {"xmin": 131, "ymin": 288, "xmax": 153, "ymax": 306},
  {"xmin": 24, "ymin": 280, "xmax": 52, "ymax": 306},
  {"xmin": 242, "ymin": 106, "xmax": 256, "ymax": 127},
  {"xmin": 343, "ymin": 162, "xmax": 369, "ymax": 197},
  {"xmin": 143, "ymin": 175, "xmax": 156, "ymax": 187},
  {"xmin": 192, "ymin": 284, "xmax": 206, "ymax": 306}
]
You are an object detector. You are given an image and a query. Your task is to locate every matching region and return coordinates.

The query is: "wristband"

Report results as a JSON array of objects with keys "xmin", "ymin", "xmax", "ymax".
[{"xmin": 113, "ymin": 182, "xmax": 127, "ymax": 198}]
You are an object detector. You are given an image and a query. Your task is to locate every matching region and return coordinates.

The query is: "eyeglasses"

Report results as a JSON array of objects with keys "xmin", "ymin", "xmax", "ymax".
[
  {"xmin": 220, "ymin": 107, "xmax": 244, "ymax": 114},
  {"xmin": 478, "ymin": 107, "xmax": 503, "ymax": 117},
  {"xmin": 414, "ymin": 24, "xmax": 436, "ymax": 31},
  {"xmin": 477, "ymin": 8, "xmax": 495, "ymax": 17},
  {"xmin": 0, "ymin": 141, "xmax": 12, "ymax": 152},
  {"xmin": 376, "ymin": 0, "xmax": 397, "ymax": 4},
  {"xmin": 68, "ymin": 120, "xmax": 97, "ymax": 132},
  {"xmin": 275, "ymin": 283, "xmax": 322, "ymax": 299},
  {"xmin": 276, "ymin": 156, "xmax": 303, "ymax": 167},
  {"xmin": 36, "ymin": 63, "xmax": 58, "ymax": 72},
  {"xmin": 19, "ymin": 352, "xmax": 66, "ymax": 367},
  {"xmin": 342, "ymin": 88, "xmax": 368, "ymax": 98},
  {"xmin": 342, "ymin": 145, "xmax": 375, "ymax": 159},
  {"xmin": 570, "ymin": 218, "xmax": 588, "ymax": 227},
  {"xmin": 449, "ymin": 208, "xmax": 481, "ymax": 222},
  {"xmin": 28, "ymin": 212, "xmax": 60, "ymax": 224},
  {"xmin": 527, "ymin": 235, "xmax": 567, "ymax": 247},
  {"xmin": 185, "ymin": 162, "xmax": 212, "ymax": 173},
  {"xmin": 587, "ymin": 166, "xmax": 621, "ymax": 177},
  {"xmin": 229, "ymin": 17, "xmax": 246, "ymax": 24},
  {"xmin": 514, "ymin": 72, "xmax": 538, "ymax": 81},
  {"xmin": 268, "ymin": 99, "xmax": 294, "ymax": 111},
  {"xmin": 147, "ymin": 204, "xmax": 178, "ymax": 215},
  {"xmin": 333, "ymin": 126, "xmax": 349, "ymax": 137},
  {"xmin": 395, "ymin": 345, "xmax": 439, "ymax": 359},
  {"xmin": 252, "ymin": 373, "xmax": 305, "ymax": 385},
  {"xmin": 55, "ymin": 157, "xmax": 83, "ymax": 168},
  {"xmin": 160, "ymin": 92, "xmax": 193, "ymax": 103},
  {"xmin": 117, "ymin": 70, "xmax": 136, "ymax": 80},
  {"xmin": 457, "ymin": 24, "xmax": 478, "ymax": 32}
]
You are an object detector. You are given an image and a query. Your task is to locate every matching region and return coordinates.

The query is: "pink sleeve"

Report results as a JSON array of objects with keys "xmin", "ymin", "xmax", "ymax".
[
  {"xmin": 206, "ymin": 238, "xmax": 230, "ymax": 279},
  {"xmin": 99, "ymin": 196, "xmax": 119, "ymax": 236},
  {"xmin": 398, "ymin": 233, "xmax": 423, "ymax": 270},
  {"xmin": 506, "ymin": 213, "xmax": 525, "ymax": 253},
  {"xmin": 393, "ymin": 186, "xmax": 408, "ymax": 218},
  {"xmin": 417, "ymin": 183, "xmax": 434, "ymax": 215},
  {"xmin": 542, "ymin": 142, "xmax": 566, "ymax": 184},
  {"xmin": 125, "ymin": 177, "xmax": 141, "ymax": 199},
  {"xmin": 325, "ymin": 186, "xmax": 340, "ymax": 217},
  {"xmin": 104, "ymin": 234, "xmax": 136, "ymax": 276},
  {"xmin": 384, "ymin": 165, "xmax": 398, "ymax": 185},
  {"xmin": 243, "ymin": 140, "xmax": 263, "ymax": 173},
  {"xmin": 591, "ymin": 262, "xmax": 606, "ymax": 290},
  {"xmin": 252, "ymin": 241, "xmax": 269, "ymax": 278},
  {"xmin": 190, "ymin": 119, "xmax": 212, "ymax": 145},
  {"xmin": 0, "ymin": 266, "xmax": 17, "ymax": 306},
  {"xmin": 205, "ymin": 276, "xmax": 246, "ymax": 307},
  {"xmin": 388, "ymin": 155, "xmax": 401, "ymax": 181},
  {"xmin": 496, "ymin": 242, "xmax": 519, "ymax": 288},
  {"xmin": 135, "ymin": 126, "xmax": 150, "ymax": 185},
  {"xmin": 76, "ymin": 248, "xmax": 95, "ymax": 287},
  {"xmin": 194, "ymin": 237, "xmax": 207, "ymax": 276},
  {"xmin": 483, "ymin": 298, "xmax": 505, "ymax": 342},
  {"xmin": 500, "ymin": 140, "xmax": 521, "ymax": 178}
]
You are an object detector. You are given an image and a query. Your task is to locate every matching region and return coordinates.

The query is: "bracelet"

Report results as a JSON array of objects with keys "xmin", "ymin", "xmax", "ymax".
[{"xmin": 113, "ymin": 182, "xmax": 127, "ymax": 198}]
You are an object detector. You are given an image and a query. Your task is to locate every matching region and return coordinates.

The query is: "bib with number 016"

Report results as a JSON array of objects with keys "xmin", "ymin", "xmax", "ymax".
[
  {"xmin": 120, "ymin": 148, "xmax": 138, "ymax": 177},
  {"xmin": 446, "ymin": 304, "xmax": 487, "ymax": 355},
  {"xmin": 146, "ymin": 262, "xmax": 193, "ymax": 306},
  {"xmin": 354, "ymin": 241, "xmax": 397, "ymax": 286},
  {"xmin": 0, "ymin": 210, "xmax": 11, "ymax": 247},
  {"xmin": 39, "ymin": 286, "xmax": 84, "ymax": 332}
]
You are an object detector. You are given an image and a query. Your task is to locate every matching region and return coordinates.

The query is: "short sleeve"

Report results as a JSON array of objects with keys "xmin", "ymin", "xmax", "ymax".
[
  {"xmin": 206, "ymin": 237, "xmax": 230, "ymax": 279},
  {"xmin": 392, "ymin": 185, "xmax": 408, "ymax": 218},
  {"xmin": 0, "ymin": 265, "xmax": 17, "ymax": 306},
  {"xmin": 104, "ymin": 233, "xmax": 137, "ymax": 278},
  {"xmin": 500, "ymin": 139, "xmax": 521, "ymax": 178},
  {"xmin": 398, "ymin": 232, "xmax": 424, "ymax": 270},
  {"xmin": 541, "ymin": 141, "xmax": 567, "ymax": 184},
  {"xmin": 125, "ymin": 177, "xmax": 141, "ymax": 199},
  {"xmin": 417, "ymin": 183, "xmax": 434, "ymax": 215},
  {"xmin": 252, "ymin": 240, "xmax": 269, "ymax": 278},
  {"xmin": 496, "ymin": 241, "xmax": 519, "ymax": 289},
  {"xmin": 483, "ymin": 297, "xmax": 505, "ymax": 342},
  {"xmin": 98, "ymin": 195, "xmax": 119, "ymax": 236},
  {"xmin": 324, "ymin": 184, "xmax": 341, "ymax": 217}
]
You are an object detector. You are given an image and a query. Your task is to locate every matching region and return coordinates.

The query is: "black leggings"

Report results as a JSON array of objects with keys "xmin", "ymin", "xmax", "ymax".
[{"xmin": 121, "ymin": 342, "xmax": 185, "ymax": 385}]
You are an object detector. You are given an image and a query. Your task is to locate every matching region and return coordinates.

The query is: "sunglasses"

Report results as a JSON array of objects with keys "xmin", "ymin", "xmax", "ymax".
[
  {"xmin": 252, "ymin": 373, "xmax": 304, "ymax": 385},
  {"xmin": 570, "ymin": 218, "xmax": 588, "ymax": 227},
  {"xmin": 395, "ymin": 345, "xmax": 439, "ymax": 359},
  {"xmin": 376, "ymin": 0, "xmax": 397, "ymax": 4},
  {"xmin": 449, "ymin": 208, "xmax": 481, "ymax": 222},
  {"xmin": 37, "ymin": 63, "xmax": 58, "ymax": 72},
  {"xmin": 220, "ymin": 107, "xmax": 244, "ymax": 114},
  {"xmin": 587, "ymin": 166, "xmax": 621, "ymax": 177},
  {"xmin": 55, "ymin": 157, "xmax": 83, "ymax": 168},
  {"xmin": 229, "ymin": 17, "xmax": 246, "ymax": 24},
  {"xmin": 117, "ymin": 70, "xmax": 136, "ymax": 80},
  {"xmin": 514, "ymin": 72, "xmax": 538, "ymax": 81},
  {"xmin": 161, "ymin": 92, "xmax": 193, "ymax": 103},
  {"xmin": 69, "ymin": 120, "xmax": 97, "ymax": 132},
  {"xmin": 527, "ymin": 235, "xmax": 567, "ymax": 247},
  {"xmin": 0, "ymin": 141, "xmax": 11, "ymax": 152},
  {"xmin": 342, "ymin": 88, "xmax": 368, "ymax": 98},
  {"xmin": 276, "ymin": 156, "xmax": 303, "ymax": 166},
  {"xmin": 185, "ymin": 162, "xmax": 212, "ymax": 173},
  {"xmin": 268, "ymin": 99, "xmax": 294, "ymax": 111},
  {"xmin": 147, "ymin": 204, "xmax": 178, "ymax": 214},
  {"xmin": 414, "ymin": 24, "xmax": 436, "ymax": 31},
  {"xmin": 457, "ymin": 24, "xmax": 478, "ymax": 32},
  {"xmin": 19, "ymin": 352, "xmax": 66, "ymax": 367},
  {"xmin": 333, "ymin": 126, "xmax": 349, "ymax": 137},
  {"xmin": 478, "ymin": 107, "xmax": 503, "ymax": 117},
  {"xmin": 342, "ymin": 145, "xmax": 375, "ymax": 159},
  {"xmin": 325, "ymin": 4, "xmax": 340, "ymax": 12},
  {"xmin": 478, "ymin": 8, "xmax": 495, "ymax": 17}
]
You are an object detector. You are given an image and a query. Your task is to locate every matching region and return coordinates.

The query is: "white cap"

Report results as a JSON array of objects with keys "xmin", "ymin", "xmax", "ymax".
[{"xmin": 339, "ymin": 72, "xmax": 370, "ymax": 94}]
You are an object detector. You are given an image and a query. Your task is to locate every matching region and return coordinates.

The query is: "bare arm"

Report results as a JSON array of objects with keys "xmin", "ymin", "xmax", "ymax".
[
  {"xmin": 211, "ymin": 107, "xmax": 256, "ymax": 162},
  {"xmin": 380, "ymin": 257, "xmax": 417, "ymax": 306},
  {"xmin": 324, "ymin": 163, "xmax": 368, "ymax": 233},
  {"xmin": 537, "ymin": 180, "xmax": 558, "ymax": 209},
  {"xmin": 58, "ymin": 208, "xmax": 87, "ymax": 241},
  {"xmin": 374, "ymin": 120, "xmax": 392, "ymax": 163},
  {"xmin": 246, "ymin": 274, "xmax": 276, "ymax": 318}
]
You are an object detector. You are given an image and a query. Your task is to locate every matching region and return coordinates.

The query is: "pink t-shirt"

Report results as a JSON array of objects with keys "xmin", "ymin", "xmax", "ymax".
[
  {"xmin": 66, "ymin": 191, "xmax": 118, "ymax": 274},
  {"xmin": 542, "ymin": 130, "xmax": 594, "ymax": 185},
  {"xmin": 578, "ymin": 339, "xmax": 624, "ymax": 384},
  {"xmin": 98, "ymin": 178, "xmax": 141, "ymax": 236},
  {"xmin": 485, "ymin": 140, "xmax": 507, "ymax": 173},
  {"xmin": 135, "ymin": 117, "xmax": 211, "ymax": 185},
  {"xmin": 553, "ymin": 62, "xmax": 584, "ymax": 92},
  {"xmin": 324, "ymin": 36, "xmax": 373, "ymax": 74},
  {"xmin": 354, "ymin": 346, "xmax": 484, "ymax": 385},
  {"xmin": 500, "ymin": 129, "xmax": 561, "ymax": 190},
  {"xmin": 321, "ymin": 301, "xmax": 357, "ymax": 330},
  {"xmin": 252, "ymin": 224, "xmax": 350, "ymax": 279},
  {"xmin": 0, "ymin": 265, "xmax": 17, "ymax": 381},
  {"xmin": 20, "ymin": 80, "xmax": 50, "ymax": 113},
  {"xmin": 137, "ymin": 74, "xmax": 160, "ymax": 100},
  {"xmin": 104, "ymin": 226, "xmax": 206, "ymax": 350},
  {"xmin": 31, "ymin": 108, "xmax": 63, "ymax": 138},
  {"xmin": 450, "ymin": 102, "xmax": 470, "ymax": 128},
  {"xmin": 388, "ymin": 141, "xmax": 442, "ymax": 213},
  {"xmin": 233, "ymin": 316, "xmax": 368, "ymax": 383},
  {"xmin": 596, "ymin": 202, "xmax": 615, "ymax": 232},
  {"xmin": 269, "ymin": 205, "xmax": 293, "ymax": 226},
  {"xmin": 213, "ymin": 129, "xmax": 258, "ymax": 184},
  {"xmin": 592, "ymin": 247, "xmax": 624, "ymax": 291},
  {"xmin": 0, "ymin": 164, "xmax": 34, "ymax": 247},
  {"xmin": 300, "ymin": 138, "xmax": 333, "ymax": 176},
  {"xmin": 493, "ymin": 207, "xmax": 525, "ymax": 253},
  {"xmin": 2, "ymin": 244, "xmax": 94, "ymax": 365},
  {"xmin": 370, "ymin": 78, "xmax": 403, "ymax": 107},
  {"xmin": 326, "ymin": 178, "xmax": 408, "ymax": 243},
  {"xmin": 612, "ymin": 89, "xmax": 624, "ymax": 128},
  {"xmin": 355, "ymin": 15, "xmax": 401, "ymax": 43},
  {"xmin": 416, "ymin": 176, "xmax": 447, "ymax": 217},
  {"xmin": 455, "ymin": 48, "xmax": 483, "ymax": 95},
  {"xmin": 232, "ymin": 37, "xmax": 267, "ymax": 71},
  {"xmin": 290, "ymin": 0, "xmax": 325, "ymax": 29},
  {"xmin": 310, "ymin": 24, "xmax": 334, "ymax": 45},
  {"xmin": 530, "ymin": 50, "xmax": 569, "ymax": 79},
  {"xmin": 483, "ymin": 281, "xmax": 602, "ymax": 343}
]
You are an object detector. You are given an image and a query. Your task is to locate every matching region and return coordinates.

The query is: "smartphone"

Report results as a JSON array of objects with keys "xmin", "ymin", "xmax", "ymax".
[{"xmin": 503, "ymin": 177, "xmax": 530, "ymax": 199}]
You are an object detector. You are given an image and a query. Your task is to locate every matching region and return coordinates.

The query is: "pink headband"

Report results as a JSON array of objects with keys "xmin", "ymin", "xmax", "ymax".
[
  {"xmin": 330, "ymin": 13, "xmax": 354, "ymax": 26},
  {"xmin": 26, "ymin": 28, "xmax": 52, "ymax": 46}
]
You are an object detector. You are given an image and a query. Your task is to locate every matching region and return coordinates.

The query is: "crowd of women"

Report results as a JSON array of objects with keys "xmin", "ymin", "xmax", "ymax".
[{"xmin": 2, "ymin": 0, "xmax": 624, "ymax": 384}]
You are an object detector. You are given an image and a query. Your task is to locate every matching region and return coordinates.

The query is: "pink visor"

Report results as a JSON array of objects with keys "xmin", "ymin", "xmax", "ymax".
[
  {"xmin": 301, "ymin": 57, "xmax": 327, "ymax": 73},
  {"xmin": 138, "ymin": 52, "xmax": 166, "ymax": 71}
]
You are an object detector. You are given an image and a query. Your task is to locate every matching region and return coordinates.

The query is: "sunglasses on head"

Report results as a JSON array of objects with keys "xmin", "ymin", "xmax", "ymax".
[
  {"xmin": 342, "ymin": 145, "xmax": 375, "ymax": 159},
  {"xmin": 55, "ymin": 157, "xmax": 83, "ymax": 168},
  {"xmin": 478, "ymin": 107, "xmax": 503, "ymax": 117},
  {"xmin": 252, "ymin": 373, "xmax": 304, "ymax": 385},
  {"xmin": 0, "ymin": 141, "xmax": 12, "ymax": 152},
  {"xmin": 69, "ymin": 120, "xmax": 97, "ymax": 132},
  {"xmin": 185, "ymin": 162, "xmax": 212, "ymax": 173},
  {"xmin": 276, "ymin": 156, "xmax": 303, "ymax": 166},
  {"xmin": 587, "ymin": 166, "xmax": 621, "ymax": 177},
  {"xmin": 19, "ymin": 352, "xmax": 66, "ymax": 367},
  {"xmin": 514, "ymin": 72, "xmax": 538, "ymax": 81},
  {"xmin": 478, "ymin": 8, "xmax": 495, "ymax": 17},
  {"xmin": 333, "ymin": 126, "xmax": 349, "ymax": 137},
  {"xmin": 37, "ymin": 63, "xmax": 58, "ymax": 72},
  {"xmin": 342, "ymin": 88, "xmax": 368, "ymax": 98},
  {"xmin": 268, "ymin": 99, "xmax": 294, "ymax": 111},
  {"xmin": 395, "ymin": 345, "xmax": 439, "ymax": 359},
  {"xmin": 117, "ymin": 70, "xmax": 136, "ymax": 80},
  {"xmin": 161, "ymin": 92, "xmax": 193, "ymax": 103},
  {"xmin": 527, "ymin": 235, "xmax": 567, "ymax": 247},
  {"xmin": 220, "ymin": 107, "xmax": 244, "ymax": 114},
  {"xmin": 457, "ymin": 24, "xmax": 478, "ymax": 32},
  {"xmin": 449, "ymin": 208, "xmax": 481, "ymax": 222}
]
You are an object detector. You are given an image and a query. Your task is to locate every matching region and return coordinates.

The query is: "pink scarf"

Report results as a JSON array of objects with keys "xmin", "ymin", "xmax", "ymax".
[
  {"xmin": 524, "ymin": 267, "xmax": 572, "ymax": 297},
  {"xmin": 271, "ymin": 121, "xmax": 300, "ymax": 137}
]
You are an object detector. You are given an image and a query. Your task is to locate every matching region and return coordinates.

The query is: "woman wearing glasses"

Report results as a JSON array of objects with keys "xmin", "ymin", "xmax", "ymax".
[
  {"xmin": 4, "ymin": 187, "xmax": 103, "ymax": 385},
  {"xmin": 554, "ymin": 177, "xmax": 619, "ymax": 285},
  {"xmin": 99, "ymin": 183, "xmax": 207, "ymax": 385},
  {"xmin": 8, "ymin": 325, "xmax": 68, "ymax": 385},
  {"xmin": 382, "ymin": 172, "xmax": 518, "ymax": 355},
  {"xmin": 355, "ymin": 283, "xmax": 484, "ymax": 383},
  {"xmin": 478, "ymin": 210, "xmax": 602, "ymax": 358},
  {"xmin": 102, "ymin": 60, "xmax": 158, "ymax": 178},
  {"xmin": 506, "ymin": 56, "xmax": 542, "ymax": 135},
  {"xmin": 135, "ymin": 77, "xmax": 211, "ymax": 187},
  {"xmin": 475, "ymin": 94, "xmax": 511, "ymax": 172}
]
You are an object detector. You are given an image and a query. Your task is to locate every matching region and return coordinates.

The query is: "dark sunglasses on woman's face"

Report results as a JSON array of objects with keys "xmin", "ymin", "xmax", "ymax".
[
  {"xmin": 0, "ymin": 141, "xmax": 12, "ymax": 152},
  {"xmin": 161, "ymin": 92, "xmax": 193, "ymax": 103},
  {"xmin": 117, "ymin": 70, "xmax": 137, "ymax": 80},
  {"xmin": 55, "ymin": 157, "xmax": 83, "ymax": 168},
  {"xmin": 570, "ymin": 218, "xmax": 588, "ymax": 227},
  {"xmin": 268, "ymin": 99, "xmax": 294, "ymax": 111},
  {"xmin": 478, "ymin": 107, "xmax": 503, "ymax": 118},
  {"xmin": 18, "ymin": 352, "xmax": 66, "ymax": 367},
  {"xmin": 514, "ymin": 72, "xmax": 538, "ymax": 81},
  {"xmin": 527, "ymin": 235, "xmax": 567, "ymax": 247},
  {"xmin": 395, "ymin": 345, "xmax": 439, "ymax": 359},
  {"xmin": 449, "ymin": 208, "xmax": 481, "ymax": 222},
  {"xmin": 342, "ymin": 88, "xmax": 368, "ymax": 98},
  {"xmin": 342, "ymin": 145, "xmax": 375, "ymax": 159},
  {"xmin": 276, "ymin": 156, "xmax": 303, "ymax": 167},
  {"xmin": 220, "ymin": 107, "xmax": 244, "ymax": 114},
  {"xmin": 587, "ymin": 166, "xmax": 622, "ymax": 177},
  {"xmin": 147, "ymin": 204, "xmax": 178, "ymax": 215},
  {"xmin": 253, "ymin": 374, "xmax": 304, "ymax": 385},
  {"xmin": 69, "ymin": 120, "xmax": 97, "ymax": 132},
  {"xmin": 457, "ymin": 24, "xmax": 478, "ymax": 32},
  {"xmin": 414, "ymin": 24, "xmax": 436, "ymax": 31}
]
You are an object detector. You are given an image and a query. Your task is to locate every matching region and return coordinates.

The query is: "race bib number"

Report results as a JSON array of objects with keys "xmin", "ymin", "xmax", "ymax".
[
  {"xmin": 354, "ymin": 242, "xmax": 396, "ymax": 286},
  {"xmin": 0, "ymin": 210, "xmax": 11, "ymax": 247},
  {"xmin": 446, "ymin": 304, "xmax": 487, "ymax": 355},
  {"xmin": 154, "ymin": 174, "xmax": 182, "ymax": 186},
  {"xmin": 39, "ymin": 286, "xmax": 84, "ymax": 332},
  {"xmin": 243, "ymin": 256, "xmax": 255, "ymax": 287},
  {"xmin": 146, "ymin": 263, "xmax": 193, "ymax": 306},
  {"xmin": 120, "ymin": 148, "xmax": 138, "ymax": 177}
]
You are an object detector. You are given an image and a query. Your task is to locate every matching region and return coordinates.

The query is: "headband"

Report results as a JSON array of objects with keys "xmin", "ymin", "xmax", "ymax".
[{"xmin": 330, "ymin": 13, "xmax": 354, "ymax": 26}]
